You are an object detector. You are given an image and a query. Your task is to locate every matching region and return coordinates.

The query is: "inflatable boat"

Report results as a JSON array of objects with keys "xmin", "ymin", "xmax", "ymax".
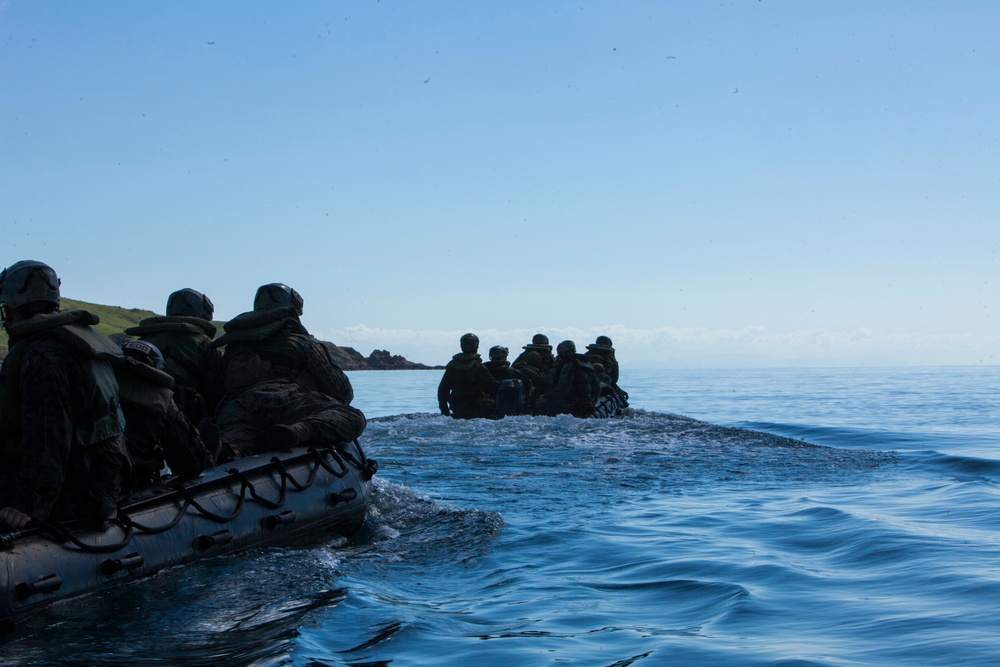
[
  {"xmin": 591, "ymin": 386, "xmax": 629, "ymax": 418},
  {"xmin": 0, "ymin": 439, "xmax": 377, "ymax": 627}
]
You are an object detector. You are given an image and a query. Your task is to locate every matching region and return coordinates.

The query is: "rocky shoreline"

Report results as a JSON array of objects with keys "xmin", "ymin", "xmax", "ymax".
[{"xmin": 324, "ymin": 345, "xmax": 442, "ymax": 371}]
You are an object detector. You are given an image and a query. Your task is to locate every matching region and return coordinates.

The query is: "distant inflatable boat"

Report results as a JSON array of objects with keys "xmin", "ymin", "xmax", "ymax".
[{"xmin": 0, "ymin": 440, "xmax": 377, "ymax": 627}]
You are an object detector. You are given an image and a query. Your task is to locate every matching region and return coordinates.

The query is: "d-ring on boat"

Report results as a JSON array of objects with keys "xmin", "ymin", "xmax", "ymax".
[{"xmin": 0, "ymin": 439, "xmax": 377, "ymax": 626}]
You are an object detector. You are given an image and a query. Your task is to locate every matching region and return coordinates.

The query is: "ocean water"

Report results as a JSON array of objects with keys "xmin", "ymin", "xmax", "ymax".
[{"xmin": 2, "ymin": 366, "xmax": 999, "ymax": 666}]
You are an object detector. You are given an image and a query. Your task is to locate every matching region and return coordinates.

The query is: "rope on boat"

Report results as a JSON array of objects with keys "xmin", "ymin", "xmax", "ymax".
[
  {"xmin": 41, "ymin": 520, "xmax": 135, "ymax": 555},
  {"xmin": 30, "ymin": 441, "xmax": 375, "ymax": 554},
  {"xmin": 346, "ymin": 439, "xmax": 380, "ymax": 480}
]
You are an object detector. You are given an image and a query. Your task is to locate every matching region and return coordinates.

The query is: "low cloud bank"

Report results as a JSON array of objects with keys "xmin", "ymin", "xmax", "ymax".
[{"xmin": 325, "ymin": 325, "xmax": 999, "ymax": 368}]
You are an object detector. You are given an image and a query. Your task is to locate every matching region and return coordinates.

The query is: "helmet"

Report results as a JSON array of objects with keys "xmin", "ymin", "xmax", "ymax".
[
  {"xmin": 166, "ymin": 288, "xmax": 215, "ymax": 320},
  {"xmin": 489, "ymin": 345, "xmax": 508, "ymax": 361},
  {"xmin": 123, "ymin": 339, "xmax": 167, "ymax": 370},
  {"xmin": 531, "ymin": 333, "xmax": 549, "ymax": 346},
  {"xmin": 0, "ymin": 260, "xmax": 61, "ymax": 319},
  {"xmin": 595, "ymin": 335, "xmax": 613, "ymax": 347},
  {"xmin": 254, "ymin": 283, "xmax": 304, "ymax": 316},
  {"xmin": 556, "ymin": 340, "xmax": 576, "ymax": 356},
  {"xmin": 460, "ymin": 333, "xmax": 479, "ymax": 353}
]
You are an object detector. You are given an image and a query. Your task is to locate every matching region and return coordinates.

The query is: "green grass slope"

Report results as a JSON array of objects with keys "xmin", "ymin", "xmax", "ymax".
[
  {"xmin": 0, "ymin": 299, "xmax": 438, "ymax": 369},
  {"xmin": 0, "ymin": 298, "xmax": 157, "ymax": 356}
]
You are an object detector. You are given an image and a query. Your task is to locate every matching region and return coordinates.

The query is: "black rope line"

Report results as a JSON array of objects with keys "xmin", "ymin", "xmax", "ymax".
[
  {"xmin": 41, "ymin": 519, "xmax": 134, "ymax": 554},
  {"xmin": 117, "ymin": 492, "xmax": 193, "ymax": 534},
  {"xmin": 228, "ymin": 468, "xmax": 287, "ymax": 510},
  {"xmin": 29, "ymin": 443, "xmax": 372, "ymax": 554}
]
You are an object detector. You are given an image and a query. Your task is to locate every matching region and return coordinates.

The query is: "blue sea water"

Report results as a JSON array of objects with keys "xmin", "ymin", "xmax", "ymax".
[{"xmin": 2, "ymin": 366, "xmax": 999, "ymax": 666}]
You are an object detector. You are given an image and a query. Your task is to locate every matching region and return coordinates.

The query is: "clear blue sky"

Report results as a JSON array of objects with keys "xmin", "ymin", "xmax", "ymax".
[{"xmin": 1, "ymin": 1, "xmax": 996, "ymax": 367}]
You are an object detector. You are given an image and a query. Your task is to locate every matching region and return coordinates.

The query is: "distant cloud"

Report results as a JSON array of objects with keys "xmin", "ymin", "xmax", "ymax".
[{"xmin": 325, "ymin": 324, "xmax": 999, "ymax": 368}]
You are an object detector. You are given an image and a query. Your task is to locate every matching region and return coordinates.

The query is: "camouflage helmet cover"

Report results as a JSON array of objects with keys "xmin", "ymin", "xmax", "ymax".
[
  {"xmin": 166, "ymin": 288, "xmax": 215, "ymax": 320},
  {"xmin": 556, "ymin": 340, "xmax": 576, "ymax": 356},
  {"xmin": 254, "ymin": 283, "xmax": 304, "ymax": 316},
  {"xmin": 0, "ymin": 260, "xmax": 61, "ymax": 312}
]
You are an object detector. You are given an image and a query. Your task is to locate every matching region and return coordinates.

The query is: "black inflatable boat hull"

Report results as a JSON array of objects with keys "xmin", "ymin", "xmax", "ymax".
[{"xmin": 0, "ymin": 440, "xmax": 375, "ymax": 626}]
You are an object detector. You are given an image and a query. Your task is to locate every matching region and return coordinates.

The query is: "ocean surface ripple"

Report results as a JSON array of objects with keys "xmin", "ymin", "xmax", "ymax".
[{"xmin": 2, "ymin": 367, "xmax": 998, "ymax": 666}]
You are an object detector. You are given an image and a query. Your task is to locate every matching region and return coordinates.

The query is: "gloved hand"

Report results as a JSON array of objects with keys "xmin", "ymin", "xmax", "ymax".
[{"xmin": 0, "ymin": 506, "xmax": 32, "ymax": 530}]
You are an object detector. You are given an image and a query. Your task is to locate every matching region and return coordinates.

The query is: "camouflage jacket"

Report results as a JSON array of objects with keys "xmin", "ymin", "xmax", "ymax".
[
  {"xmin": 125, "ymin": 315, "xmax": 223, "ymax": 426},
  {"xmin": 0, "ymin": 310, "xmax": 126, "ymax": 522},
  {"xmin": 437, "ymin": 353, "xmax": 498, "ymax": 419},
  {"xmin": 585, "ymin": 344, "xmax": 619, "ymax": 384},
  {"xmin": 115, "ymin": 356, "xmax": 213, "ymax": 489},
  {"xmin": 213, "ymin": 307, "xmax": 354, "ymax": 406},
  {"xmin": 536, "ymin": 354, "xmax": 602, "ymax": 418}
]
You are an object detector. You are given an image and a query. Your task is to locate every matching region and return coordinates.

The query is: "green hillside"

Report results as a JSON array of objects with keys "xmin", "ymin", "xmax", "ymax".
[
  {"xmin": 0, "ymin": 299, "xmax": 438, "ymax": 370},
  {"xmin": 0, "ymin": 298, "xmax": 157, "ymax": 356}
]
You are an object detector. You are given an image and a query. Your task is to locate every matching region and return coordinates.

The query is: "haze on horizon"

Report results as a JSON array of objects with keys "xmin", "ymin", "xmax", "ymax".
[{"xmin": 1, "ymin": 2, "xmax": 996, "ymax": 368}]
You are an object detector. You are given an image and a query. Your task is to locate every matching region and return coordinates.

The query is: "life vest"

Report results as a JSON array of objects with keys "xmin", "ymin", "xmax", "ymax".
[
  {"xmin": 114, "ymin": 356, "xmax": 175, "ymax": 419},
  {"xmin": 213, "ymin": 307, "xmax": 330, "ymax": 398},
  {"xmin": 125, "ymin": 315, "xmax": 218, "ymax": 422},
  {"xmin": 0, "ymin": 310, "xmax": 124, "ymax": 454},
  {"xmin": 125, "ymin": 316, "xmax": 216, "ymax": 391}
]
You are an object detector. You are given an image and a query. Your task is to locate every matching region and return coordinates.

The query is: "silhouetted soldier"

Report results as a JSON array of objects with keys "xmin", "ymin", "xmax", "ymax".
[
  {"xmin": 0, "ymin": 261, "xmax": 127, "ymax": 529},
  {"xmin": 535, "ymin": 340, "xmax": 602, "ymax": 418},
  {"xmin": 211, "ymin": 283, "xmax": 364, "ymax": 458},
  {"xmin": 437, "ymin": 333, "xmax": 498, "ymax": 419},
  {"xmin": 125, "ymin": 288, "xmax": 223, "ymax": 426}
]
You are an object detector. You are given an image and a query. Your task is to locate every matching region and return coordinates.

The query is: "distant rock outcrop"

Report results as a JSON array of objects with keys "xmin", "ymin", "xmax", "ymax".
[{"xmin": 325, "ymin": 343, "xmax": 441, "ymax": 371}]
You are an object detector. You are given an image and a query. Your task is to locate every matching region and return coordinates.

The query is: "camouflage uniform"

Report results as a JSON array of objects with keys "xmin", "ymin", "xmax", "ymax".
[
  {"xmin": 512, "ymin": 342, "xmax": 555, "ymax": 375},
  {"xmin": 211, "ymin": 306, "xmax": 361, "ymax": 456},
  {"xmin": 484, "ymin": 358, "xmax": 531, "ymax": 385},
  {"xmin": 585, "ymin": 342, "xmax": 619, "ymax": 384},
  {"xmin": 0, "ymin": 310, "xmax": 127, "ymax": 524},
  {"xmin": 535, "ymin": 352, "xmax": 602, "ymax": 418},
  {"xmin": 115, "ymin": 356, "xmax": 213, "ymax": 489},
  {"xmin": 511, "ymin": 335, "xmax": 556, "ymax": 405},
  {"xmin": 437, "ymin": 353, "xmax": 498, "ymax": 419},
  {"xmin": 215, "ymin": 380, "xmax": 366, "ymax": 456},
  {"xmin": 214, "ymin": 307, "xmax": 353, "ymax": 406},
  {"xmin": 125, "ymin": 315, "xmax": 223, "ymax": 426}
]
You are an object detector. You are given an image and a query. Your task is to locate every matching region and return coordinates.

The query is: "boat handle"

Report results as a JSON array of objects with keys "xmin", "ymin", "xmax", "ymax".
[
  {"xmin": 329, "ymin": 488, "xmax": 357, "ymax": 505},
  {"xmin": 14, "ymin": 574, "xmax": 63, "ymax": 601},
  {"xmin": 262, "ymin": 510, "xmax": 296, "ymax": 529},
  {"xmin": 101, "ymin": 552, "xmax": 145, "ymax": 576},
  {"xmin": 196, "ymin": 529, "xmax": 234, "ymax": 550}
]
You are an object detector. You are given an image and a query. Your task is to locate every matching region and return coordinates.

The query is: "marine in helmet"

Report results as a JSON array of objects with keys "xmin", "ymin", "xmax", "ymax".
[
  {"xmin": 115, "ymin": 340, "xmax": 213, "ymax": 490},
  {"xmin": 485, "ymin": 345, "xmax": 531, "ymax": 417},
  {"xmin": 437, "ymin": 333, "xmax": 498, "ymax": 419},
  {"xmin": 210, "ymin": 283, "xmax": 364, "ymax": 458},
  {"xmin": 211, "ymin": 283, "xmax": 353, "ymax": 406},
  {"xmin": 124, "ymin": 288, "xmax": 223, "ymax": 426},
  {"xmin": 512, "ymin": 333, "xmax": 555, "ymax": 375},
  {"xmin": 484, "ymin": 345, "xmax": 523, "ymax": 383},
  {"xmin": 534, "ymin": 340, "xmax": 602, "ymax": 418},
  {"xmin": 0, "ymin": 261, "xmax": 127, "ymax": 529},
  {"xmin": 510, "ymin": 333, "xmax": 553, "ymax": 409},
  {"xmin": 585, "ymin": 335, "xmax": 619, "ymax": 384}
]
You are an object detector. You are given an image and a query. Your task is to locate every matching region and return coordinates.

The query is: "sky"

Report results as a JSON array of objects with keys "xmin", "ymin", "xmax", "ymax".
[{"xmin": 1, "ymin": 1, "xmax": 997, "ymax": 367}]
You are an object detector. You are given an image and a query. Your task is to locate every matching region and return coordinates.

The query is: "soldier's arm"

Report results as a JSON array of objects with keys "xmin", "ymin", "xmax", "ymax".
[
  {"xmin": 437, "ymin": 370, "xmax": 452, "ymax": 414},
  {"xmin": 161, "ymin": 400, "xmax": 213, "ymax": 477},
  {"xmin": 312, "ymin": 340, "xmax": 354, "ymax": 405}
]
